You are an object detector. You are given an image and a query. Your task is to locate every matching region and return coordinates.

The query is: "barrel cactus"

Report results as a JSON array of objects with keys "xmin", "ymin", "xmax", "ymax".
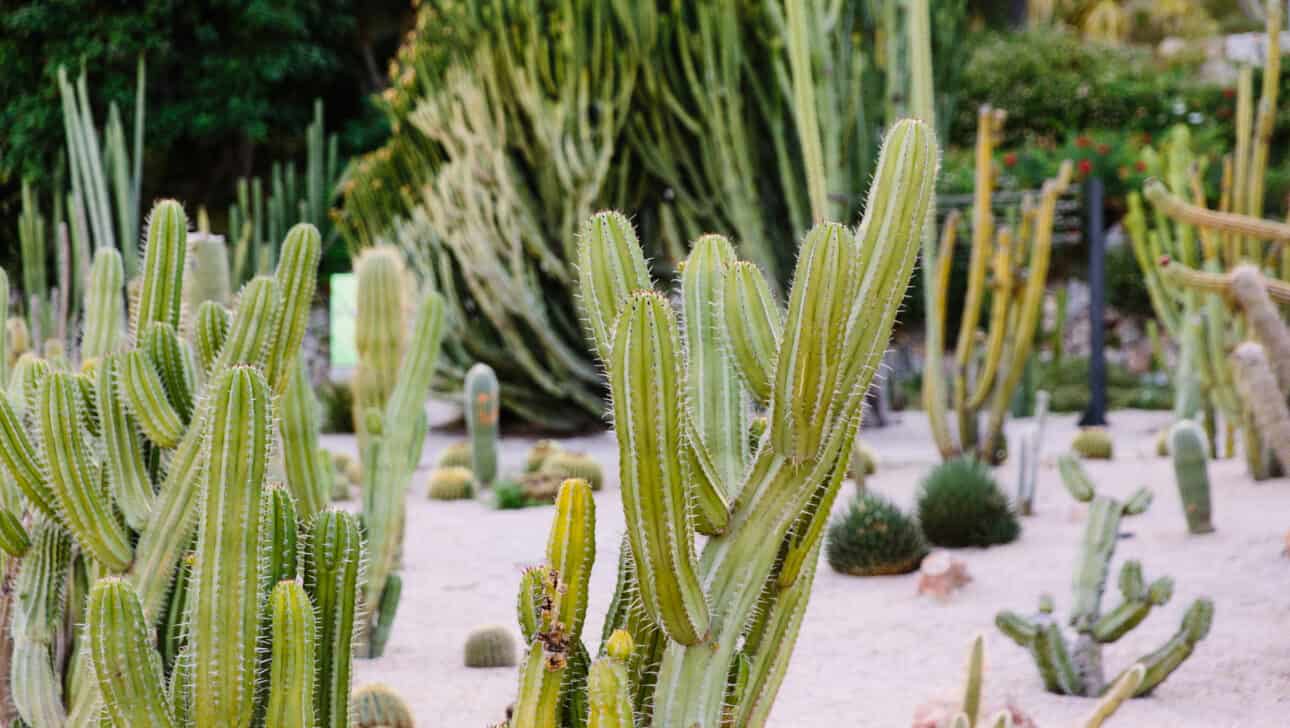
[
  {"xmin": 538, "ymin": 451, "xmax": 604, "ymax": 491},
  {"xmin": 916, "ymin": 458, "xmax": 1020, "ymax": 548},
  {"xmin": 1072, "ymin": 428, "xmax": 1114, "ymax": 460},
  {"xmin": 352, "ymin": 683, "xmax": 415, "ymax": 728},
  {"xmin": 524, "ymin": 439, "xmax": 561, "ymax": 473},
  {"xmin": 427, "ymin": 466, "xmax": 475, "ymax": 500},
  {"xmin": 438, "ymin": 440, "xmax": 472, "ymax": 469},
  {"xmin": 825, "ymin": 492, "xmax": 926, "ymax": 576},
  {"xmin": 465, "ymin": 625, "xmax": 519, "ymax": 668}
]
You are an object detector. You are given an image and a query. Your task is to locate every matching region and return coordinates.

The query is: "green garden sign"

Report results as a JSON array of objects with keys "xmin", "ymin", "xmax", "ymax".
[{"xmin": 329, "ymin": 272, "xmax": 357, "ymax": 369}]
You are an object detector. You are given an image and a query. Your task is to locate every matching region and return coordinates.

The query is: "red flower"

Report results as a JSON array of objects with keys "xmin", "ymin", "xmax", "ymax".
[
  {"xmin": 1135, "ymin": 159, "xmax": 1147, "ymax": 172},
  {"xmin": 1096, "ymin": 144, "xmax": 1110, "ymax": 155},
  {"xmin": 1075, "ymin": 135, "xmax": 1092, "ymax": 148},
  {"xmin": 1078, "ymin": 159, "xmax": 1093, "ymax": 176},
  {"xmin": 1003, "ymin": 152, "xmax": 1018, "ymax": 168},
  {"xmin": 1222, "ymin": 88, "xmax": 1236, "ymax": 98}
]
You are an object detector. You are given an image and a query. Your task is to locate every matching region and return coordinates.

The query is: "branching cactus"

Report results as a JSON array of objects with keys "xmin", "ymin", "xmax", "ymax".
[
  {"xmin": 0, "ymin": 198, "xmax": 369, "ymax": 727},
  {"xmin": 466, "ymin": 362, "xmax": 500, "ymax": 486},
  {"xmin": 997, "ymin": 455, "xmax": 1214, "ymax": 698},
  {"xmin": 509, "ymin": 119, "xmax": 936, "ymax": 727}
]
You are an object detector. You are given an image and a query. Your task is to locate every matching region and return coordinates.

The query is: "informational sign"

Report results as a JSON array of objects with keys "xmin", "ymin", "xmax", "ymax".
[{"xmin": 329, "ymin": 273, "xmax": 357, "ymax": 370}]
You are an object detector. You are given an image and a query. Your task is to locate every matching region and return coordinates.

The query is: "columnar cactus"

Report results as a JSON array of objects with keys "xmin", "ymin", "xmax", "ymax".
[
  {"xmin": 1015, "ymin": 389, "xmax": 1050, "ymax": 516},
  {"xmin": 184, "ymin": 232, "xmax": 233, "ymax": 311},
  {"xmin": 0, "ymin": 198, "xmax": 362, "ymax": 727},
  {"xmin": 82, "ymin": 248, "xmax": 125, "ymax": 361},
  {"xmin": 352, "ymin": 245, "xmax": 408, "ymax": 448},
  {"xmin": 1169, "ymin": 420, "xmax": 1215, "ymax": 534},
  {"xmin": 997, "ymin": 455, "xmax": 1214, "ymax": 698},
  {"xmin": 465, "ymin": 362, "xmax": 500, "ymax": 486},
  {"xmin": 511, "ymin": 119, "xmax": 935, "ymax": 727}
]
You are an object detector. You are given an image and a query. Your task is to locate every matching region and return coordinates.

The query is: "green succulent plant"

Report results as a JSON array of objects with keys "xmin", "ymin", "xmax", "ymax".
[
  {"xmin": 464, "ymin": 625, "xmax": 519, "ymax": 668},
  {"xmin": 917, "ymin": 458, "xmax": 1020, "ymax": 548},
  {"xmin": 825, "ymin": 492, "xmax": 926, "ymax": 576},
  {"xmin": 426, "ymin": 466, "xmax": 475, "ymax": 500},
  {"xmin": 1072, "ymin": 428, "xmax": 1114, "ymax": 460}
]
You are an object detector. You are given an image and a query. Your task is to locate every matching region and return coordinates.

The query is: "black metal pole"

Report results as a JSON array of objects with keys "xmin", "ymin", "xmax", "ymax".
[{"xmin": 1080, "ymin": 177, "xmax": 1108, "ymax": 427}]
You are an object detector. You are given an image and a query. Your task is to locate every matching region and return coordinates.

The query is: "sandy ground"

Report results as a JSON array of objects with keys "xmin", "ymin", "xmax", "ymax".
[{"xmin": 334, "ymin": 406, "xmax": 1290, "ymax": 727}]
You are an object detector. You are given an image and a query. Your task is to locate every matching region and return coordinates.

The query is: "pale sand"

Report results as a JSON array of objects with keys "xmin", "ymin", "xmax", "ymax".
[{"xmin": 336, "ymin": 407, "xmax": 1290, "ymax": 726}]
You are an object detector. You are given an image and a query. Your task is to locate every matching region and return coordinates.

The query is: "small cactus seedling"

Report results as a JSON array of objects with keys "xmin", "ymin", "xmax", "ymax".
[
  {"xmin": 466, "ymin": 362, "xmax": 500, "ymax": 486},
  {"xmin": 1071, "ymin": 428, "xmax": 1113, "ymax": 460},
  {"xmin": 465, "ymin": 625, "xmax": 519, "ymax": 668},
  {"xmin": 997, "ymin": 455, "xmax": 1213, "ymax": 698},
  {"xmin": 539, "ymin": 451, "xmax": 604, "ymax": 491},
  {"xmin": 427, "ymin": 466, "xmax": 475, "ymax": 500},
  {"xmin": 1169, "ymin": 420, "xmax": 1214, "ymax": 534}
]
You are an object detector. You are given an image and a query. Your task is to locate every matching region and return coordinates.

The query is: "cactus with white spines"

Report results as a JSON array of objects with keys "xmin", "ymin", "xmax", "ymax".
[
  {"xmin": 513, "ymin": 119, "xmax": 936, "ymax": 727},
  {"xmin": 0, "ymin": 198, "xmax": 366, "ymax": 727},
  {"xmin": 997, "ymin": 455, "xmax": 1213, "ymax": 698},
  {"xmin": 352, "ymin": 245, "xmax": 408, "ymax": 448},
  {"xmin": 82, "ymin": 248, "xmax": 125, "ymax": 361}
]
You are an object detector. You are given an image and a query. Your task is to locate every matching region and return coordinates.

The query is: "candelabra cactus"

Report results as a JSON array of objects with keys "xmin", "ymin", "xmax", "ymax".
[
  {"xmin": 509, "ymin": 119, "xmax": 935, "ymax": 727},
  {"xmin": 997, "ymin": 455, "xmax": 1214, "ymax": 698},
  {"xmin": 923, "ymin": 105, "xmax": 1073, "ymax": 463},
  {"xmin": 466, "ymin": 362, "xmax": 500, "ymax": 486},
  {"xmin": 0, "ymin": 197, "xmax": 361, "ymax": 727}
]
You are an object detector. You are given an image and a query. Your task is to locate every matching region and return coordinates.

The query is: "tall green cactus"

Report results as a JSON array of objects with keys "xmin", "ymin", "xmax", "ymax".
[
  {"xmin": 465, "ymin": 362, "xmax": 499, "ymax": 486},
  {"xmin": 512, "ymin": 119, "xmax": 935, "ymax": 727},
  {"xmin": 82, "ymin": 248, "xmax": 125, "ymax": 361},
  {"xmin": 1169, "ymin": 419, "xmax": 1214, "ymax": 534},
  {"xmin": 997, "ymin": 455, "xmax": 1213, "ymax": 697},
  {"xmin": 0, "ymin": 198, "xmax": 361, "ymax": 727},
  {"xmin": 352, "ymin": 245, "xmax": 408, "ymax": 449}
]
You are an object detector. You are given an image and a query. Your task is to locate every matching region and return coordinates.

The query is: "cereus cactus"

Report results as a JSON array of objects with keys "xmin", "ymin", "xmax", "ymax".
[
  {"xmin": 1072, "ymin": 428, "xmax": 1114, "ymax": 460},
  {"xmin": 465, "ymin": 362, "xmax": 500, "ymax": 486},
  {"xmin": 358, "ymin": 289, "xmax": 445, "ymax": 657},
  {"xmin": 922, "ymin": 104, "xmax": 1073, "ymax": 464},
  {"xmin": 184, "ymin": 232, "xmax": 233, "ymax": 311},
  {"xmin": 508, "ymin": 119, "xmax": 935, "ymax": 727},
  {"xmin": 81, "ymin": 248, "xmax": 125, "ymax": 361},
  {"xmin": 997, "ymin": 455, "xmax": 1214, "ymax": 698},
  {"xmin": 0, "ymin": 199, "xmax": 357, "ymax": 726},
  {"xmin": 1169, "ymin": 420, "xmax": 1215, "ymax": 534},
  {"xmin": 352, "ymin": 245, "xmax": 408, "ymax": 449},
  {"xmin": 465, "ymin": 625, "xmax": 519, "ymax": 668}
]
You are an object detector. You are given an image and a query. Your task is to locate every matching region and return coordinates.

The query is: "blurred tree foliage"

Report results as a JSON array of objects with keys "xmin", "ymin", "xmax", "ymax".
[{"xmin": 0, "ymin": 0, "xmax": 410, "ymax": 264}]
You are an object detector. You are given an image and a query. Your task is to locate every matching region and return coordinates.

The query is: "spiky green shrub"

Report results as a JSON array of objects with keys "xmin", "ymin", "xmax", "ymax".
[
  {"xmin": 1072, "ymin": 428, "xmax": 1114, "ymax": 459},
  {"xmin": 917, "ymin": 458, "xmax": 1020, "ymax": 548},
  {"xmin": 825, "ymin": 493, "xmax": 926, "ymax": 576},
  {"xmin": 464, "ymin": 625, "xmax": 518, "ymax": 668},
  {"xmin": 426, "ymin": 466, "xmax": 474, "ymax": 501}
]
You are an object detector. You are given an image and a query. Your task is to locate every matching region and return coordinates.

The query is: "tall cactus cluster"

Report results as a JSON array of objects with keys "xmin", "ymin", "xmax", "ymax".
[
  {"xmin": 922, "ymin": 105, "xmax": 1074, "ymax": 464},
  {"xmin": 997, "ymin": 455, "xmax": 1213, "ymax": 698},
  {"xmin": 505, "ymin": 119, "xmax": 936, "ymax": 727},
  {"xmin": 1128, "ymin": 0, "xmax": 1284, "ymax": 479},
  {"xmin": 0, "ymin": 198, "xmax": 371, "ymax": 727}
]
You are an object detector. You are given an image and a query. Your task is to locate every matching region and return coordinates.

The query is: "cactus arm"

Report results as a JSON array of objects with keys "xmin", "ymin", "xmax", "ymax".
[
  {"xmin": 265, "ymin": 580, "xmax": 317, "ymax": 728},
  {"xmin": 161, "ymin": 553, "xmax": 194, "ymax": 675},
  {"xmin": 10, "ymin": 521, "xmax": 72, "ymax": 726},
  {"xmin": 967, "ymin": 226, "xmax": 1015, "ymax": 409},
  {"xmin": 0, "ymin": 394, "xmax": 57, "ymax": 517},
  {"xmin": 134, "ymin": 200, "xmax": 187, "ymax": 336},
  {"xmin": 214, "ymin": 276, "xmax": 280, "ymax": 371},
  {"xmin": 1070, "ymin": 497, "xmax": 1122, "ymax": 633},
  {"xmin": 351, "ymin": 246, "xmax": 407, "ymax": 449},
  {"xmin": 193, "ymin": 301, "xmax": 231, "ymax": 376},
  {"xmin": 924, "ymin": 209, "xmax": 961, "ymax": 460},
  {"xmin": 1246, "ymin": 0, "xmax": 1281, "ymax": 222},
  {"xmin": 995, "ymin": 611, "xmax": 1038, "ymax": 646},
  {"xmin": 86, "ymin": 578, "xmax": 177, "ymax": 728},
  {"xmin": 0, "ymin": 509, "xmax": 30, "ymax": 556},
  {"xmin": 363, "ymin": 291, "xmax": 445, "ymax": 613},
  {"xmin": 1145, "ymin": 178, "xmax": 1290, "ymax": 244},
  {"xmin": 682, "ymin": 235, "xmax": 746, "ymax": 500},
  {"xmin": 40, "ymin": 371, "xmax": 134, "ymax": 571},
  {"xmin": 512, "ymin": 640, "xmax": 565, "ymax": 728},
  {"xmin": 609, "ymin": 292, "xmax": 710, "ymax": 645},
  {"xmin": 962, "ymin": 633, "xmax": 984, "ymax": 727},
  {"xmin": 189, "ymin": 367, "xmax": 272, "ymax": 727},
  {"xmin": 12, "ymin": 641, "xmax": 67, "ymax": 726},
  {"xmin": 718, "ymin": 260, "xmax": 782, "ymax": 406},
  {"xmin": 82, "ymin": 248, "xmax": 125, "ymax": 361},
  {"xmin": 1082, "ymin": 663, "xmax": 1144, "ymax": 728},
  {"xmin": 1229, "ymin": 265, "xmax": 1290, "ymax": 389},
  {"xmin": 1035, "ymin": 620, "xmax": 1082, "ymax": 695},
  {"xmin": 142, "ymin": 323, "xmax": 194, "ymax": 424},
  {"xmin": 546, "ymin": 479, "xmax": 596, "ymax": 642},
  {"xmin": 587, "ymin": 631, "xmax": 634, "ymax": 728},
  {"xmin": 120, "ymin": 349, "xmax": 184, "ymax": 448},
  {"xmin": 369, "ymin": 574, "xmax": 402, "ymax": 659},
  {"xmin": 1056, "ymin": 455, "xmax": 1096, "ymax": 502},
  {"xmin": 1129, "ymin": 599, "xmax": 1214, "ymax": 696},
  {"xmin": 279, "ymin": 360, "xmax": 328, "ymax": 516},
  {"xmin": 465, "ymin": 363, "xmax": 500, "ymax": 486},
  {"xmin": 96, "ymin": 354, "xmax": 154, "ymax": 530},
  {"xmin": 575, "ymin": 211, "xmax": 653, "ymax": 364},
  {"xmin": 264, "ymin": 224, "xmax": 321, "ymax": 393},
  {"xmin": 305, "ymin": 510, "xmax": 361, "ymax": 728}
]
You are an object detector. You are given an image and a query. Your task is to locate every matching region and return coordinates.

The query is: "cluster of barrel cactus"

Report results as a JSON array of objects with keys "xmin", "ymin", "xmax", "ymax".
[
  {"xmin": 0, "ymin": 199, "xmax": 371, "ymax": 727},
  {"xmin": 503, "ymin": 119, "xmax": 935, "ymax": 727},
  {"xmin": 997, "ymin": 456, "xmax": 1214, "ymax": 698},
  {"xmin": 922, "ymin": 104, "xmax": 1074, "ymax": 465}
]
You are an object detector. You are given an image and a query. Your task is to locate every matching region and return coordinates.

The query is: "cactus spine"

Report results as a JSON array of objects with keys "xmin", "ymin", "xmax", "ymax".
[
  {"xmin": 1169, "ymin": 420, "xmax": 1214, "ymax": 534},
  {"xmin": 512, "ymin": 120, "xmax": 935, "ymax": 727},
  {"xmin": 997, "ymin": 455, "xmax": 1213, "ymax": 697},
  {"xmin": 465, "ymin": 362, "xmax": 499, "ymax": 486}
]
